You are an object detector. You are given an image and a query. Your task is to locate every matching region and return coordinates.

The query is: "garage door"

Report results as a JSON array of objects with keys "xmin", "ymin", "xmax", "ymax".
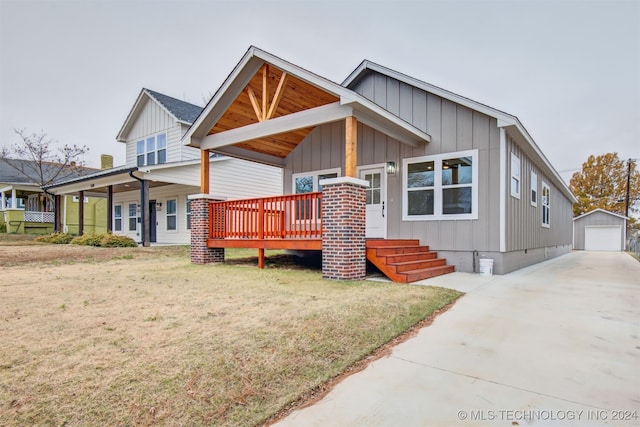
[{"xmin": 584, "ymin": 226, "xmax": 622, "ymax": 251}]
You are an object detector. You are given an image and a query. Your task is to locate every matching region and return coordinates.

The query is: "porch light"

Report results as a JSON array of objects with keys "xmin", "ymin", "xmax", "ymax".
[{"xmin": 386, "ymin": 161, "xmax": 397, "ymax": 175}]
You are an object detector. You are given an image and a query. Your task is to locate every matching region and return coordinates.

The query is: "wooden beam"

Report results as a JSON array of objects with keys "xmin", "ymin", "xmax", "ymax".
[
  {"xmin": 246, "ymin": 87, "xmax": 263, "ymax": 122},
  {"xmin": 200, "ymin": 150, "xmax": 210, "ymax": 194},
  {"xmin": 200, "ymin": 102, "xmax": 353, "ymax": 151},
  {"xmin": 266, "ymin": 71, "xmax": 287, "ymax": 120},
  {"xmin": 262, "ymin": 64, "xmax": 268, "ymax": 121},
  {"xmin": 345, "ymin": 116, "xmax": 357, "ymax": 178}
]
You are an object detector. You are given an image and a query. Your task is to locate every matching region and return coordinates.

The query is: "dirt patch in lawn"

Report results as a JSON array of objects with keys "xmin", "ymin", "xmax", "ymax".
[{"xmin": 0, "ymin": 241, "xmax": 461, "ymax": 427}]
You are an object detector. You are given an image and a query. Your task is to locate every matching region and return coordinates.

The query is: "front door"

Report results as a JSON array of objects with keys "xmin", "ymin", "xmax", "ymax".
[
  {"xmin": 359, "ymin": 166, "xmax": 386, "ymax": 238},
  {"xmin": 149, "ymin": 200, "xmax": 157, "ymax": 243}
]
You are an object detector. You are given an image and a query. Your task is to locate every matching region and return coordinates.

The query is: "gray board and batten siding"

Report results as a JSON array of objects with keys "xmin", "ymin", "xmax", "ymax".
[{"xmin": 286, "ymin": 68, "xmax": 574, "ymax": 274}]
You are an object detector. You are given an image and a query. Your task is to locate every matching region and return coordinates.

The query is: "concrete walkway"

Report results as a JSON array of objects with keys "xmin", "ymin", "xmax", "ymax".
[{"xmin": 273, "ymin": 252, "xmax": 640, "ymax": 426}]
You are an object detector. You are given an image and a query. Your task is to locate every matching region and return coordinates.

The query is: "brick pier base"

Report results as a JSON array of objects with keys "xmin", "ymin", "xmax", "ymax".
[
  {"xmin": 320, "ymin": 177, "xmax": 368, "ymax": 280},
  {"xmin": 188, "ymin": 194, "xmax": 225, "ymax": 264}
]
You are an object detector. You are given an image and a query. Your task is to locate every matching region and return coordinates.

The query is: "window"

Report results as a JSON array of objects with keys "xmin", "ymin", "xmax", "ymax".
[
  {"xmin": 128, "ymin": 203, "xmax": 138, "ymax": 231},
  {"xmin": 292, "ymin": 168, "xmax": 339, "ymax": 220},
  {"xmin": 186, "ymin": 199, "xmax": 191, "ymax": 230},
  {"xmin": 135, "ymin": 133, "xmax": 167, "ymax": 166},
  {"xmin": 541, "ymin": 182, "xmax": 550, "ymax": 228},
  {"xmin": 511, "ymin": 153, "xmax": 521, "ymax": 198},
  {"xmin": 403, "ymin": 150, "xmax": 478, "ymax": 220},
  {"xmin": 166, "ymin": 199, "xmax": 177, "ymax": 230},
  {"xmin": 531, "ymin": 171, "xmax": 538, "ymax": 206},
  {"xmin": 114, "ymin": 205, "xmax": 122, "ymax": 232}
]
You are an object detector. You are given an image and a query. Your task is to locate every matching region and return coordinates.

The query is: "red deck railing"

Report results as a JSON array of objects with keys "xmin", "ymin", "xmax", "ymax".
[{"xmin": 209, "ymin": 192, "xmax": 323, "ymax": 241}]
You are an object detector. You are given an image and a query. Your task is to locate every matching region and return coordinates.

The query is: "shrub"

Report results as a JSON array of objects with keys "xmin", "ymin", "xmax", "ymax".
[
  {"xmin": 70, "ymin": 233, "xmax": 103, "ymax": 247},
  {"xmin": 35, "ymin": 232, "xmax": 73, "ymax": 244},
  {"xmin": 99, "ymin": 234, "xmax": 138, "ymax": 248}
]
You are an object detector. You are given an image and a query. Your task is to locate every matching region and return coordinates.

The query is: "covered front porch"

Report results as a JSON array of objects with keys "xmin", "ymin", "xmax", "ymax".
[{"xmin": 185, "ymin": 47, "xmax": 435, "ymax": 281}]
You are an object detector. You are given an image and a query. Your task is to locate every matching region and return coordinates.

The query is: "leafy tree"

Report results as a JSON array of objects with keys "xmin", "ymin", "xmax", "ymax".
[
  {"xmin": 0, "ymin": 129, "xmax": 89, "ymax": 210},
  {"xmin": 569, "ymin": 153, "xmax": 639, "ymax": 222}
]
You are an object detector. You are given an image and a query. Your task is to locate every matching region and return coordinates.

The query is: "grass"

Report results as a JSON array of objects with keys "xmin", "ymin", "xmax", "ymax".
[{"xmin": 0, "ymin": 243, "xmax": 461, "ymax": 426}]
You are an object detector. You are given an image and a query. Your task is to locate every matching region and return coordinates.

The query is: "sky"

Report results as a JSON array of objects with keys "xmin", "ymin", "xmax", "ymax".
[{"xmin": 0, "ymin": 0, "xmax": 638, "ymax": 183}]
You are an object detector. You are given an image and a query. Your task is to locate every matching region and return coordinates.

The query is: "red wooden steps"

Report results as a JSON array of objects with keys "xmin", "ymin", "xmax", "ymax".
[{"xmin": 366, "ymin": 239, "xmax": 454, "ymax": 283}]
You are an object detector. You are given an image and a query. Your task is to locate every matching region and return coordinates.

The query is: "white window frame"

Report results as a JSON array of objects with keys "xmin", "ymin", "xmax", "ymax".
[
  {"xmin": 292, "ymin": 167, "xmax": 340, "ymax": 222},
  {"xmin": 510, "ymin": 153, "xmax": 521, "ymax": 199},
  {"xmin": 135, "ymin": 132, "xmax": 167, "ymax": 167},
  {"xmin": 186, "ymin": 198, "xmax": 191, "ymax": 230},
  {"xmin": 402, "ymin": 149, "xmax": 478, "ymax": 221},
  {"xmin": 541, "ymin": 181, "xmax": 551, "ymax": 228},
  {"xmin": 530, "ymin": 170, "xmax": 538, "ymax": 207},
  {"xmin": 72, "ymin": 196, "xmax": 89, "ymax": 203},
  {"xmin": 114, "ymin": 204, "xmax": 123, "ymax": 232},
  {"xmin": 166, "ymin": 198, "xmax": 177, "ymax": 231},
  {"xmin": 128, "ymin": 203, "xmax": 138, "ymax": 232}
]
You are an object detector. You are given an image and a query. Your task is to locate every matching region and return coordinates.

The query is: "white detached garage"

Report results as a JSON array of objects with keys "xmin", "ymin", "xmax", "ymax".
[{"xmin": 573, "ymin": 209, "xmax": 628, "ymax": 251}]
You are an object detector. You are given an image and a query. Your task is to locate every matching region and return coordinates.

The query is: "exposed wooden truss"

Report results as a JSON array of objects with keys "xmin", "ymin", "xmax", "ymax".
[{"xmin": 208, "ymin": 64, "xmax": 339, "ymax": 158}]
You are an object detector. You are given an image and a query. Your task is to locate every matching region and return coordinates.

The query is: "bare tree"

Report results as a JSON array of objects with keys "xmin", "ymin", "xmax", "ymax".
[
  {"xmin": 0, "ymin": 129, "xmax": 89, "ymax": 211},
  {"xmin": 0, "ymin": 129, "xmax": 89, "ymax": 187}
]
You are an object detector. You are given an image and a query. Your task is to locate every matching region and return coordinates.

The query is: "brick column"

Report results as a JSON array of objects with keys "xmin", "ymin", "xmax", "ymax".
[
  {"xmin": 320, "ymin": 177, "xmax": 368, "ymax": 280},
  {"xmin": 188, "ymin": 194, "xmax": 225, "ymax": 264}
]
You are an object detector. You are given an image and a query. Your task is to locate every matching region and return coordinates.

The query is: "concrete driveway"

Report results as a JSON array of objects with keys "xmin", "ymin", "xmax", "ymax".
[{"xmin": 273, "ymin": 252, "xmax": 640, "ymax": 426}]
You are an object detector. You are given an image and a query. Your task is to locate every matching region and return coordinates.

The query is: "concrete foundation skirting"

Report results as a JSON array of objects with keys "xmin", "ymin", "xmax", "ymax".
[{"xmin": 438, "ymin": 244, "xmax": 573, "ymax": 275}]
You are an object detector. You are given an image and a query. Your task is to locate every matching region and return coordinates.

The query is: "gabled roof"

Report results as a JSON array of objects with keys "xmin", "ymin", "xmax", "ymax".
[
  {"xmin": 344, "ymin": 60, "xmax": 576, "ymax": 203},
  {"xmin": 145, "ymin": 89, "xmax": 203, "ymax": 124},
  {"xmin": 0, "ymin": 158, "xmax": 94, "ymax": 186},
  {"xmin": 573, "ymin": 208, "xmax": 629, "ymax": 222},
  {"xmin": 183, "ymin": 46, "xmax": 430, "ymax": 165},
  {"xmin": 116, "ymin": 88, "xmax": 203, "ymax": 142}
]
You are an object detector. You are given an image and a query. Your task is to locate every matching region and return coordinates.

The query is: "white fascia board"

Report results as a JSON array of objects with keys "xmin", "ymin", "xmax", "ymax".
[
  {"xmin": 197, "ymin": 102, "xmax": 353, "ymax": 151},
  {"xmin": 46, "ymin": 174, "xmax": 137, "ymax": 195},
  {"xmin": 573, "ymin": 208, "xmax": 629, "ymax": 221},
  {"xmin": 343, "ymin": 61, "xmax": 517, "ymax": 124},
  {"xmin": 211, "ymin": 146, "xmax": 286, "ymax": 168},
  {"xmin": 507, "ymin": 120, "xmax": 577, "ymax": 204},
  {"xmin": 350, "ymin": 104, "xmax": 428, "ymax": 147},
  {"xmin": 137, "ymin": 171, "xmax": 198, "ymax": 187},
  {"xmin": 183, "ymin": 50, "xmax": 265, "ymax": 145},
  {"xmin": 116, "ymin": 89, "xmax": 147, "ymax": 142}
]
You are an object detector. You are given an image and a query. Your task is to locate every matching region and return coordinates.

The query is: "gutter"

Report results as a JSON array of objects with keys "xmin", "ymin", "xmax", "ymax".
[{"xmin": 128, "ymin": 170, "xmax": 148, "ymax": 247}]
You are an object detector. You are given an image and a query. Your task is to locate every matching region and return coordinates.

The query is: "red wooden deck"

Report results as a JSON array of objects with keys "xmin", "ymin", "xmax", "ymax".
[{"xmin": 207, "ymin": 193, "xmax": 323, "ymax": 266}]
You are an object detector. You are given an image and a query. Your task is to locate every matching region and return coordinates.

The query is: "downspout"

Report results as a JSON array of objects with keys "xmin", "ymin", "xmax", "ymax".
[{"xmin": 129, "ymin": 170, "xmax": 148, "ymax": 247}]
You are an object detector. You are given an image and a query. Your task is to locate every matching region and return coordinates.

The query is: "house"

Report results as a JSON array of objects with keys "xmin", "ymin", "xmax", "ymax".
[
  {"xmin": 0, "ymin": 158, "xmax": 106, "ymax": 235},
  {"xmin": 185, "ymin": 46, "xmax": 577, "ymax": 281},
  {"xmin": 44, "ymin": 88, "xmax": 282, "ymax": 245},
  {"xmin": 573, "ymin": 209, "xmax": 628, "ymax": 251}
]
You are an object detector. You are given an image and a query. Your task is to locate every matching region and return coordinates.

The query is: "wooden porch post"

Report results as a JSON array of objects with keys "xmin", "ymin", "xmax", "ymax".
[
  {"xmin": 345, "ymin": 116, "xmax": 357, "ymax": 178},
  {"xmin": 200, "ymin": 150, "xmax": 210, "ymax": 194},
  {"xmin": 78, "ymin": 191, "xmax": 85, "ymax": 236},
  {"xmin": 54, "ymin": 195, "xmax": 62, "ymax": 233}
]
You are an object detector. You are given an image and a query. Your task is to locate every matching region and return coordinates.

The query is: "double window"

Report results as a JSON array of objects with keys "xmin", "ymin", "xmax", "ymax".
[
  {"xmin": 136, "ymin": 133, "xmax": 167, "ymax": 166},
  {"xmin": 403, "ymin": 150, "xmax": 478, "ymax": 220}
]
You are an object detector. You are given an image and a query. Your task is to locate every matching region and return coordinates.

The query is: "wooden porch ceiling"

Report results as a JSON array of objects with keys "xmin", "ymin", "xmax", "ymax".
[{"xmin": 208, "ymin": 64, "xmax": 339, "ymax": 158}]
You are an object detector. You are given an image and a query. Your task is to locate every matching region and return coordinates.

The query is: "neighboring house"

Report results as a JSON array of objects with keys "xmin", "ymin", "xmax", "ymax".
[
  {"xmin": 45, "ymin": 88, "xmax": 282, "ymax": 245},
  {"xmin": 185, "ymin": 46, "xmax": 577, "ymax": 281},
  {"xmin": 573, "ymin": 209, "xmax": 628, "ymax": 251},
  {"xmin": 0, "ymin": 158, "xmax": 105, "ymax": 234}
]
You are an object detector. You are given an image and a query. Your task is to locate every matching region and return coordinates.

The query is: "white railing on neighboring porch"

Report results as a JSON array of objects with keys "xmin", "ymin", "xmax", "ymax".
[{"xmin": 24, "ymin": 211, "xmax": 54, "ymax": 223}]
